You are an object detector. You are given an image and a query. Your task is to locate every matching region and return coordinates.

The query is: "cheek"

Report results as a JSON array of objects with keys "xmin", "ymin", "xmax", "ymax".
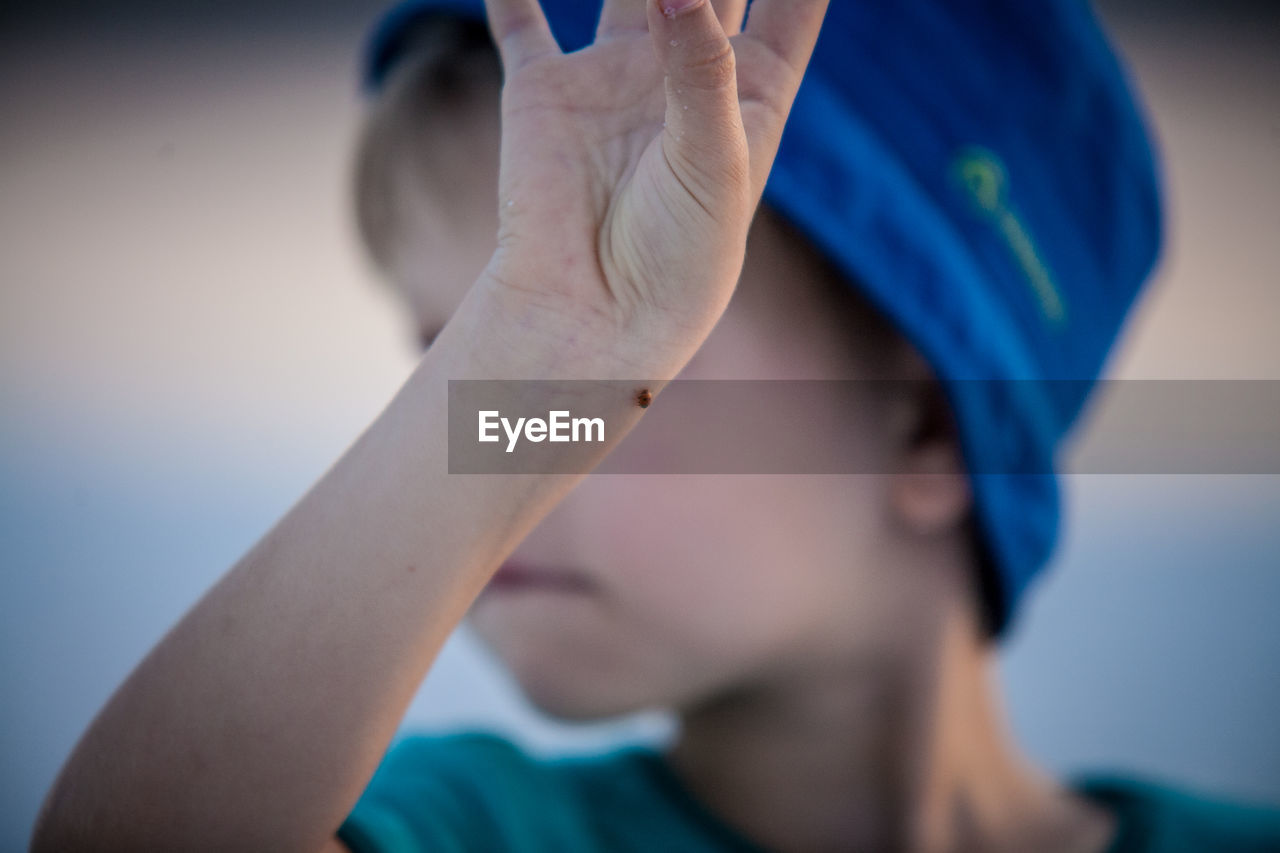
[
  {"xmin": 389, "ymin": 193, "xmax": 500, "ymax": 336},
  {"xmin": 467, "ymin": 474, "xmax": 887, "ymax": 718},
  {"xmin": 575, "ymin": 475, "xmax": 884, "ymax": 674}
]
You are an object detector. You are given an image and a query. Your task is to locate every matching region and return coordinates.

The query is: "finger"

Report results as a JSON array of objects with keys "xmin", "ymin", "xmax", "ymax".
[
  {"xmin": 742, "ymin": 0, "xmax": 829, "ymax": 81},
  {"xmin": 649, "ymin": 0, "xmax": 751, "ymax": 204},
  {"xmin": 482, "ymin": 0, "xmax": 560, "ymax": 70},
  {"xmin": 715, "ymin": 0, "xmax": 748, "ymax": 36},
  {"xmin": 599, "ymin": 0, "xmax": 745, "ymax": 40},
  {"xmin": 737, "ymin": 0, "xmax": 829, "ymax": 191},
  {"xmin": 597, "ymin": 0, "xmax": 647, "ymax": 39},
  {"xmin": 650, "ymin": 0, "xmax": 738, "ymax": 112}
]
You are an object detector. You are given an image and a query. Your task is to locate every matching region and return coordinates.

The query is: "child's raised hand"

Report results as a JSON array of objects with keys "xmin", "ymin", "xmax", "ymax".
[{"xmin": 480, "ymin": 0, "xmax": 829, "ymax": 375}]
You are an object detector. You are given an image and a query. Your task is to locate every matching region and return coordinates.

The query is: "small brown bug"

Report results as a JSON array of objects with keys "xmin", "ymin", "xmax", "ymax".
[{"xmin": 636, "ymin": 388, "xmax": 653, "ymax": 409}]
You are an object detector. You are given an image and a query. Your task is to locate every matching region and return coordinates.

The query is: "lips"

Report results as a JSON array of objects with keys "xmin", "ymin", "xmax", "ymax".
[{"xmin": 484, "ymin": 560, "xmax": 595, "ymax": 594}]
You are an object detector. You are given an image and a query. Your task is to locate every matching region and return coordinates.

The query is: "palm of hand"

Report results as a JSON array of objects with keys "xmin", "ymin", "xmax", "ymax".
[{"xmin": 482, "ymin": 0, "xmax": 828, "ymax": 361}]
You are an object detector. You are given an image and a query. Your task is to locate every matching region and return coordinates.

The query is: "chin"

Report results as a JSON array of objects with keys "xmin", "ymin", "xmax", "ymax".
[
  {"xmin": 467, "ymin": 614, "xmax": 665, "ymax": 722},
  {"xmin": 519, "ymin": 680, "xmax": 638, "ymax": 723},
  {"xmin": 504, "ymin": 645, "xmax": 664, "ymax": 722}
]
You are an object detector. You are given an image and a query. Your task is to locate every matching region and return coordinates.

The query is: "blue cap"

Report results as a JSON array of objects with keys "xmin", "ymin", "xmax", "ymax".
[{"xmin": 361, "ymin": 0, "xmax": 1164, "ymax": 637}]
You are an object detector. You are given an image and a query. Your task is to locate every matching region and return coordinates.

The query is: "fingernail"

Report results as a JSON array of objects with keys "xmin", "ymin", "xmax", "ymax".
[{"xmin": 659, "ymin": 0, "xmax": 703, "ymax": 19}]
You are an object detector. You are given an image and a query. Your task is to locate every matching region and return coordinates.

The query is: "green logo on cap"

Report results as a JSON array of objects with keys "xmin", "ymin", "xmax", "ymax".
[{"xmin": 952, "ymin": 147, "xmax": 1066, "ymax": 327}]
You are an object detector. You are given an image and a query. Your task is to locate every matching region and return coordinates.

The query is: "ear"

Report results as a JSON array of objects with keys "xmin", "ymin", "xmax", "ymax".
[{"xmin": 887, "ymin": 378, "xmax": 972, "ymax": 537}]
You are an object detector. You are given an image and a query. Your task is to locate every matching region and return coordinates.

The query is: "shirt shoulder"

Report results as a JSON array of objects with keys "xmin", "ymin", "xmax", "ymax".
[
  {"xmin": 338, "ymin": 731, "xmax": 582, "ymax": 853},
  {"xmin": 337, "ymin": 731, "xmax": 759, "ymax": 853},
  {"xmin": 1074, "ymin": 773, "xmax": 1280, "ymax": 853}
]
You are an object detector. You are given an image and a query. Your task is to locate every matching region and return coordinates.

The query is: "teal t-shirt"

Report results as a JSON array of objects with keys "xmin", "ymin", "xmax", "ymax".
[{"xmin": 338, "ymin": 732, "xmax": 1280, "ymax": 853}]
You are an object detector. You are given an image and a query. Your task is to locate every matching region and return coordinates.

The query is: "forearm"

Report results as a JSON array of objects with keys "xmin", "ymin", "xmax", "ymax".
[{"xmin": 32, "ymin": 278, "xmax": 656, "ymax": 853}]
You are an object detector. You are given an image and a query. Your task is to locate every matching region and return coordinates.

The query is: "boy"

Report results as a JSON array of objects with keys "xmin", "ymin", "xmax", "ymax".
[{"xmin": 33, "ymin": 0, "xmax": 1280, "ymax": 851}]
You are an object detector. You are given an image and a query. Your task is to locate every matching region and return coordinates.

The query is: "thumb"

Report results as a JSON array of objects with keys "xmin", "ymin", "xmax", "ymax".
[{"xmin": 648, "ymin": 0, "xmax": 751, "ymax": 213}]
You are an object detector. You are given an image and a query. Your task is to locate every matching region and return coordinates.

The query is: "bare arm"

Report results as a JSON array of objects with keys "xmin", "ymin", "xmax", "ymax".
[
  {"xmin": 32, "ymin": 280, "xmax": 653, "ymax": 852},
  {"xmin": 31, "ymin": 0, "xmax": 830, "ymax": 849}
]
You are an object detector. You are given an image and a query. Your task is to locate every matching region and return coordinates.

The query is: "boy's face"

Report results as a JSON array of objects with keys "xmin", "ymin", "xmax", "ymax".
[{"xmin": 372, "ymin": 86, "xmax": 972, "ymax": 721}]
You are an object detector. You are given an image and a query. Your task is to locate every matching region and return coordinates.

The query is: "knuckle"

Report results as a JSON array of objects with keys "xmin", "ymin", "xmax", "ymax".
[{"xmin": 681, "ymin": 39, "xmax": 736, "ymax": 89}]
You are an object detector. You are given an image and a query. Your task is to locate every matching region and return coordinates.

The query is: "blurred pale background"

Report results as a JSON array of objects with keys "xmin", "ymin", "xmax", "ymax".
[{"xmin": 1, "ymin": 0, "xmax": 1277, "ymax": 848}]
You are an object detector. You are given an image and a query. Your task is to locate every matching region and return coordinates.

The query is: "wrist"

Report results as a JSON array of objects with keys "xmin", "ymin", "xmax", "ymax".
[
  {"xmin": 470, "ymin": 258, "xmax": 713, "ymax": 381},
  {"xmin": 393, "ymin": 273, "xmax": 662, "ymax": 478}
]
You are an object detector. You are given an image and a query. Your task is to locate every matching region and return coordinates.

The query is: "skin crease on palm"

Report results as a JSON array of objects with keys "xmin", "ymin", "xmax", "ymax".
[{"xmin": 355, "ymin": 10, "xmax": 1118, "ymax": 851}]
